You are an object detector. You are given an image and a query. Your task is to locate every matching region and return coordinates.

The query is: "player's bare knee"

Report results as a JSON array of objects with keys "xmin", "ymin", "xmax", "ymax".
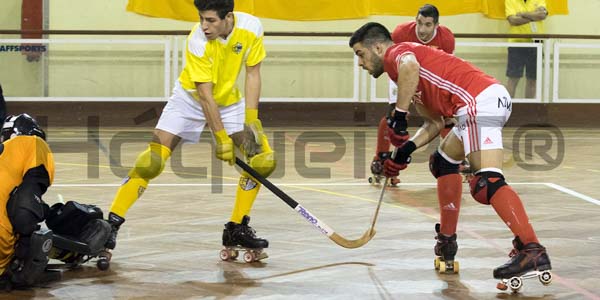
[
  {"xmin": 429, "ymin": 150, "xmax": 460, "ymax": 179},
  {"xmin": 469, "ymin": 171, "xmax": 507, "ymax": 205}
]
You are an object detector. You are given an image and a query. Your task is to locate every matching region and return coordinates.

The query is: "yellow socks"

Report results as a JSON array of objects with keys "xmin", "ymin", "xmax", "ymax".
[
  {"xmin": 230, "ymin": 173, "xmax": 261, "ymax": 223},
  {"xmin": 109, "ymin": 142, "xmax": 171, "ymax": 217}
]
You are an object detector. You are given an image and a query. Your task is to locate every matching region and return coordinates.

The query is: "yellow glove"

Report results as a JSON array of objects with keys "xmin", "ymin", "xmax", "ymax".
[
  {"xmin": 245, "ymin": 108, "xmax": 259, "ymax": 124},
  {"xmin": 214, "ymin": 129, "xmax": 234, "ymax": 165}
]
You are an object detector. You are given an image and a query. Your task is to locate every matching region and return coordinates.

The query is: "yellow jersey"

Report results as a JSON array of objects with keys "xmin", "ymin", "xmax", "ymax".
[
  {"xmin": 505, "ymin": 0, "xmax": 546, "ymax": 43},
  {"xmin": 179, "ymin": 12, "xmax": 266, "ymax": 107},
  {"xmin": 0, "ymin": 136, "xmax": 55, "ymax": 273}
]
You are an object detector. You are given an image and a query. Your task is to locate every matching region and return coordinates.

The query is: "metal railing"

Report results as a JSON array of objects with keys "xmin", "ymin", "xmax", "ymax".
[{"xmin": 1, "ymin": 30, "xmax": 599, "ymax": 103}]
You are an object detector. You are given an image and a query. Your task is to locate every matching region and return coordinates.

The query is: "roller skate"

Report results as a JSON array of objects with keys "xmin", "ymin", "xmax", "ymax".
[
  {"xmin": 459, "ymin": 160, "xmax": 474, "ymax": 183},
  {"xmin": 368, "ymin": 152, "xmax": 400, "ymax": 186},
  {"xmin": 94, "ymin": 212, "xmax": 125, "ymax": 270},
  {"xmin": 220, "ymin": 215, "xmax": 268, "ymax": 263},
  {"xmin": 433, "ymin": 223, "xmax": 459, "ymax": 274},
  {"xmin": 495, "ymin": 237, "xmax": 552, "ymax": 292}
]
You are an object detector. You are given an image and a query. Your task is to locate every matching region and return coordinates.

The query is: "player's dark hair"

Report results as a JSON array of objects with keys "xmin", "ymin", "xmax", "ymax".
[
  {"xmin": 349, "ymin": 22, "xmax": 391, "ymax": 48},
  {"xmin": 417, "ymin": 4, "xmax": 440, "ymax": 24},
  {"xmin": 194, "ymin": 0, "xmax": 234, "ymax": 19}
]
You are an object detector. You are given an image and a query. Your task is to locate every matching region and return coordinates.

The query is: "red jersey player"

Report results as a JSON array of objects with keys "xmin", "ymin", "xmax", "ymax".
[
  {"xmin": 371, "ymin": 4, "xmax": 456, "ymax": 187},
  {"xmin": 350, "ymin": 23, "xmax": 552, "ymax": 290}
]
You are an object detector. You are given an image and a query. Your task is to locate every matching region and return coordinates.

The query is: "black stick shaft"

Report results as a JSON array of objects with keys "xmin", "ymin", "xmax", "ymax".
[{"xmin": 235, "ymin": 158, "xmax": 299, "ymax": 209}]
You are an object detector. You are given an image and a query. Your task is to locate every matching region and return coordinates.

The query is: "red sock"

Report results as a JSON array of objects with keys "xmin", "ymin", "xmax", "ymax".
[
  {"xmin": 376, "ymin": 116, "xmax": 391, "ymax": 155},
  {"xmin": 438, "ymin": 174, "xmax": 462, "ymax": 236},
  {"xmin": 490, "ymin": 185, "xmax": 539, "ymax": 245}
]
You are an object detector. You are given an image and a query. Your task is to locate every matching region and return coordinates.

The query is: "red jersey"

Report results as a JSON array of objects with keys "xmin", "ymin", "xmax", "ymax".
[
  {"xmin": 384, "ymin": 42, "xmax": 499, "ymax": 117},
  {"xmin": 391, "ymin": 21, "xmax": 455, "ymax": 54}
]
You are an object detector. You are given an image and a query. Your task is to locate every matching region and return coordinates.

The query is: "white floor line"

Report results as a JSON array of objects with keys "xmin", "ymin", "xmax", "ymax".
[
  {"xmin": 544, "ymin": 183, "xmax": 600, "ymax": 206},
  {"xmin": 53, "ymin": 181, "xmax": 600, "ymax": 206}
]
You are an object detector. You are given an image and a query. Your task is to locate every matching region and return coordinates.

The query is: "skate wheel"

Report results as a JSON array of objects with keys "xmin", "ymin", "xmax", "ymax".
[
  {"xmin": 434, "ymin": 257, "xmax": 441, "ymax": 270},
  {"xmin": 219, "ymin": 249, "xmax": 231, "ymax": 261},
  {"xmin": 509, "ymin": 277, "xmax": 523, "ymax": 292},
  {"xmin": 452, "ymin": 261, "xmax": 459, "ymax": 274},
  {"xmin": 243, "ymin": 251, "xmax": 256, "ymax": 263},
  {"xmin": 368, "ymin": 177, "xmax": 373, "ymax": 184},
  {"xmin": 438, "ymin": 261, "xmax": 446, "ymax": 273},
  {"xmin": 539, "ymin": 271, "xmax": 552, "ymax": 285},
  {"xmin": 97, "ymin": 257, "xmax": 110, "ymax": 271},
  {"xmin": 496, "ymin": 282, "xmax": 508, "ymax": 291}
]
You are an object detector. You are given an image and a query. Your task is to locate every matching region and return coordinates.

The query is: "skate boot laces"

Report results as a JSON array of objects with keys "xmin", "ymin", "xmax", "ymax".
[{"xmin": 520, "ymin": 245, "xmax": 547, "ymax": 269}]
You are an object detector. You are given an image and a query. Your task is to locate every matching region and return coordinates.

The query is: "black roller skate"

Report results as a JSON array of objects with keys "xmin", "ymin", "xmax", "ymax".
[
  {"xmin": 96, "ymin": 212, "xmax": 125, "ymax": 270},
  {"xmin": 368, "ymin": 152, "xmax": 400, "ymax": 186},
  {"xmin": 433, "ymin": 223, "xmax": 459, "ymax": 274},
  {"xmin": 495, "ymin": 236, "xmax": 552, "ymax": 292},
  {"xmin": 220, "ymin": 215, "xmax": 268, "ymax": 263},
  {"xmin": 105, "ymin": 212, "xmax": 125, "ymax": 250}
]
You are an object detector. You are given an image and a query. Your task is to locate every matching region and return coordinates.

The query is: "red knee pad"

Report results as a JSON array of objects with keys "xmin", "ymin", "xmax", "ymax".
[{"xmin": 469, "ymin": 172, "xmax": 507, "ymax": 205}]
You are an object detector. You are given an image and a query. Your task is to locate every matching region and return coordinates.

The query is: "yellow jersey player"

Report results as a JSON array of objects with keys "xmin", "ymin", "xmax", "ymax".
[
  {"xmin": 106, "ymin": 0, "xmax": 275, "ymax": 262},
  {"xmin": 0, "ymin": 114, "xmax": 54, "ymax": 288}
]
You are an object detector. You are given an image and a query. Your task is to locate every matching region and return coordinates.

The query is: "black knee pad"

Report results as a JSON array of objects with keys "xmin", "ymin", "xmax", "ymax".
[
  {"xmin": 429, "ymin": 151, "xmax": 460, "ymax": 179},
  {"xmin": 469, "ymin": 171, "xmax": 508, "ymax": 205}
]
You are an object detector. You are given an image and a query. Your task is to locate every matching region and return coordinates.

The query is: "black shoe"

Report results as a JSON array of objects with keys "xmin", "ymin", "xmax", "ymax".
[
  {"xmin": 222, "ymin": 215, "xmax": 268, "ymax": 249},
  {"xmin": 104, "ymin": 212, "xmax": 125, "ymax": 250},
  {"xmin": 434, "ymin": 223, "xmax": 458, "ymax": 262},
  {"xmin": 493, "ymin": 238, "xmax": 552, "ymax": 279}
]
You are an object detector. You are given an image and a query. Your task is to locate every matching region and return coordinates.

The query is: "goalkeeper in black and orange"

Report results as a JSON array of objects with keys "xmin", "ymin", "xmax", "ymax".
[
  {"xmin": 0, "ymin": 104, "xmax": 112, "ymax": 288},
  {"xmin": 0, "ymin": 111, "xmax": 54, "ymax": 288}
]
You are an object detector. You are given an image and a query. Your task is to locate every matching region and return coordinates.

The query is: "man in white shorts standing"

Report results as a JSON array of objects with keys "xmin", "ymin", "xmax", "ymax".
[
  {"xmin": 104, "ymin": 0, "xmax": 275, "ymax": 261},
  {"xmin": 350, "ymin": 22, "xmax": 552, "ymax": 280}
]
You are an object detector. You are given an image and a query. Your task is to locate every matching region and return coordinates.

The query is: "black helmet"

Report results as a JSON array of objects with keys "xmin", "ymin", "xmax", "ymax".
[{"xmin": 0, "ymin": 113, "xmax": 46, "ymax": 143}]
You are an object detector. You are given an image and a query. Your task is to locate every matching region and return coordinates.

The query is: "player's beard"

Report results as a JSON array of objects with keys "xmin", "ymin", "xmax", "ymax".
[{"xmin": 370, "ymin": 57, "xmax": 384, "ymax": 78}]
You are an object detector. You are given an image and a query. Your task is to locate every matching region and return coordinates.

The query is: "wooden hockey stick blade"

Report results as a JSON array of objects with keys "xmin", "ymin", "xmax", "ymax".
[{"xmin": 330, "ymin": 229, "xmax": 376, "ymax": 249}]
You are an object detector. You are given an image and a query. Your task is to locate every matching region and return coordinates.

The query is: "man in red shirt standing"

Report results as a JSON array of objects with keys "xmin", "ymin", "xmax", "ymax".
[
  {"xmin": 371, "ymin": 4, "xmax": 456, "ymax": 186},
  {"xmin": 350, "ymin": 23, "xmax": 552, "ymax": 286}
]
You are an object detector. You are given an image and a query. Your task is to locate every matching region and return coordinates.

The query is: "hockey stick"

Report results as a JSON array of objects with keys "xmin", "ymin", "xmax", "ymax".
[
  {"xmin": 235, "ymin": 158, "xmax": 375, "ymax": 249},
  {"xmin": 366, "ymin": 148, "xmax": 402, "ymax": 235},
  {"xmin": 367, "ymin": 177, "xmax": 388, "ymax": 236}
]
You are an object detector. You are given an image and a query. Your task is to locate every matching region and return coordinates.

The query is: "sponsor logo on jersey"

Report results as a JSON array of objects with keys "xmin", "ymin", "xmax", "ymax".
[
  {"xmin": 232, "ymin": 42, "xmax": 243, "ymax": 54},
  {"xmin": 497, "ymin": 96, "xmax": 512, "ymax": 111},
  {"xmin": 484, "ymin": 137, "xmax": 494, "ymax": 145}
]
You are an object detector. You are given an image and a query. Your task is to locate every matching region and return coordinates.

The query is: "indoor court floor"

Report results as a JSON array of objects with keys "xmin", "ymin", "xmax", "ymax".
[{"xmin": 5, "ymin": 126, "xmax": 600, "ymax": 299}]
